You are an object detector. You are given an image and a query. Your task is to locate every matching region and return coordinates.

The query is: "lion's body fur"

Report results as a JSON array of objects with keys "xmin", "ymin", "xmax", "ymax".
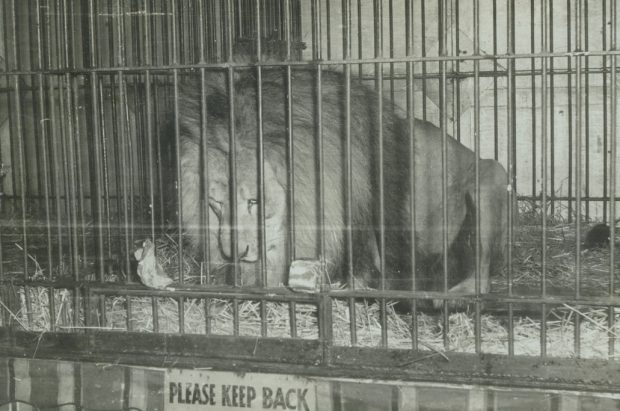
[{"xmin": 170, "ymin": 65, "xmax": 509, "ymax": 297}]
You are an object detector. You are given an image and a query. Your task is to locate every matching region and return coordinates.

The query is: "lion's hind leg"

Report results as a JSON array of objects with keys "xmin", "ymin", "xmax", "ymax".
[{"xmin": 445, "ymin": 159, "xmax": 508, "ymax": 300}]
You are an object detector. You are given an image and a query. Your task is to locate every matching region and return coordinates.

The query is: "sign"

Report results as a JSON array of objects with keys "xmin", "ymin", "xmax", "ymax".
[{"xmin": 165, "ymin": 369, "xmax": 317, "ymax": 411}]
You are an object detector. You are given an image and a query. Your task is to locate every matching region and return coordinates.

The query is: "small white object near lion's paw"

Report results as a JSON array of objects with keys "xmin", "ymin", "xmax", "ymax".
[
  {"xmin": 134, "ymin": 239, "xmax": 174, "ymax": 290},
  {"xmin": 288, "ymin": 259, "xmax": 322, "ymax": 293}
]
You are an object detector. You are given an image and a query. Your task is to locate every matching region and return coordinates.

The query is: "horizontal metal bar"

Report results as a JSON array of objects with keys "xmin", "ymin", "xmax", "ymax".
[
  {"xmin": 4, "ymin": 278, "xmax": 618, "ymax": 307},
  {"xmin": 330, "ymin": 289, "xmax": 620, "ymax": 307},
  {"xmin": 3, "ymin": 49, "xmax": 620, "ymax": 75}
]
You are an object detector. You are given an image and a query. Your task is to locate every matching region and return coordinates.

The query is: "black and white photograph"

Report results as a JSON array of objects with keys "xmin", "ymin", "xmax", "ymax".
[{"xmin": 0, "ymin": 0, "xmax": 619, "ymax": 409}]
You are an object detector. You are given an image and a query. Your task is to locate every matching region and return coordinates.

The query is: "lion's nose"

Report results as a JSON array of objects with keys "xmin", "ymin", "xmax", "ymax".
[{"xmin": 239, "ymin": 245, "xmax": 250, "ymax": 259}]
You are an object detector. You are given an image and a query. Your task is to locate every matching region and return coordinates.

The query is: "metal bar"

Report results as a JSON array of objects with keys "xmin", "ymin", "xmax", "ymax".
[
  {"xmin": 506, "ymin": 0, "xmax": 516, "ymax": 358},
  {"xmin": 34, "ymin": 0, "xmax": 54, "ymax": 279},
  {"xmin": 566, "ymin": 0, "xmax": 573, "ymax": 221},
  {"xmin": 609, "ymin": 0, "xmax": 617, "ymax": 359},
  {"xmin": 453, "ymin": 0, "xmax": 460, "ymax": 142},
  {"xmin": 289, "ymin": 301, "xmax": 297, "ymax": 338},
  {"xmin": 440, "ymin": 0, "xmax": 449, "ymax": 348},
  {"xmin": 388, "ymin": 0, "xmax": 394, "ymax": 109},
  {"xmin": 373, "ymin": 0, "xmax": 387, "ymax": 349},
  {"xmin": 197, "ymin": 0, "xmax": 212, "ymax": 284},
  {"xmin": 5, "ymin": 50, "xmax": 620, "ymax": 75},
  {"xmin": 357, "ymin": 0, "xmax": 362, "ymax": 77},
  {"xmin": 493, "ymin": 0, "xmax": 499, "ymax": 161},
  {"xmin": 541, "ymin": 0, "xmax": 549, "ymax": 300},
  {"xmin": 88, "ymin": 0, "xmax": 106, "ymax": 283},
  {"xmin": 118, "ymin": 72, "xmax": 133, "ymax": 281},
  {"xmin": 342, "ymin": 0, "xmax": 356, "ymax": 347},
  {"xmin": 603, "ymin": 0, "xmax": 609, "ymax": 222},
  {"xmin": 549, "ymin": 0, "xmax": 556, "ymax": 217},
  {"xmin": 284, "ymin": 0, "xmax": 295, "ymax": 265},
  {"xmin": 405, "ymin": 0, "xmax": 417, "ymax": 352},
  {"xmin": 584, "ymin": 0, "xmax": 590, "ymax": 221},
  {"xmin": 144, "ymin": 0, "xmax": 155, "ymax": 247},
  {"xmin": 255, "ymin": 0, "xmax": 267, "ymax": 288},
  {"xmin": 311, "ymin": 0, "xmax": 332, "ymax": 364},
  {"xmin": 530, "ymin": 0, "xmax": 537, "ymax": 198},
  {"xmin": 575, "ymin": 0, "xmax": 583, "ymax": 305},
  {"xmin": 421, "ymin": 0, "xmax": 427, "ymax": 121},
  {"xmin": 126, "ymin": 294, "xmax": 133, "ymax": 331},
  {"xmin": 179, "ymin": 296, "xmax": 185, "ymax": 334},
  {"xmin": 473, "ymin": 0, "xmax": 482, "ymax": 355},
  {"xmin": 97, "ymin": 76, "xmax": 113, "ymax": 270},
  {"xmin": 64, "ymin": 73, "xmax": 79, "ymax": 279},
  {"xmin": 152, "ymin": 297, "xmax": 159, "ymax": 333},
  {"xmin": 204, "ymin": 298, "xmax": 211, "ymax": 334}
]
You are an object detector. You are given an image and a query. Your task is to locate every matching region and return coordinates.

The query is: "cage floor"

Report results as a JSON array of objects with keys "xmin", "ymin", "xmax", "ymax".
[{"xmin": 1, "ymin": 209, "xmax": 619, "ymax": 360}]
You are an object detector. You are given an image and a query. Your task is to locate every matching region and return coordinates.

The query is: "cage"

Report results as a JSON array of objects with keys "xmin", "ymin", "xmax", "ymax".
[{"xmin": 0, "ymin": 0, "xmax": 619, "ymax": 395}]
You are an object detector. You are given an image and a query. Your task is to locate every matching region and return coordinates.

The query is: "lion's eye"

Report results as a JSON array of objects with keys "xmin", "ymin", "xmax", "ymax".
[{"xmin": 247, "ymin": 199, "xmax": 258, "ymax": 214}]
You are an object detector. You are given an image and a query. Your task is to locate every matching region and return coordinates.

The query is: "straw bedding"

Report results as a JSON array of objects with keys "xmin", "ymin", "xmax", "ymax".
[{"xmin": 2, "ymin": 202, "xmax": 619, "ymax": 360}]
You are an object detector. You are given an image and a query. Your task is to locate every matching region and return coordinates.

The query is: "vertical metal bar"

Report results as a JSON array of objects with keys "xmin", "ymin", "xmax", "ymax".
[
  {"xmin": 311, "ymin": 0, "xmax": 332, "ymax": 364},
  {"xmin": 506, "ymin": 0, "xmax": 516, "ymax": 358},
  {"xmin": 405, "ymin": 0, "xmax": 417, "ymax": 352},
  {"xmin": 284, "ymin": 0, "xmax": 295, "ymax": 265},
  {"xmin": 530, "ymin": 0, "xmax": 537, "ymax": 198},
  {"xmin": 118, "ymin": 72, "xmax": 133, "ymax": 281},
  {"xmin": 356, "ymin": 0, "xmax": 362, "ymax": 76},
  {"xmin": 115, "ymin": 0, "xmax": 130, "ymax": 280},
  {"xmin": 152, "ymin": 297, "xmax": 159, "ymax": 333},
  {"xmin": 541, "ymin": 0, "xmax": 549, "ymax": 300},
  {"xmin": 342, "ymin": 0, "xmax": 356, "ymax": 347},
  {"xmin": 27, "ymin": 0, "xmax": 43, "ymax": 217},
  {"xmin": 574, "ymin": 0, "xmax": 582, "ymax": 299},
  {"xmin": 204, "ymin": 298, "xmax": 211, "ymax": 334},
  {"xmin": 455, "ymin": 1, "xmax": 461, "ymax": 142},
  {"xmin": 65, "ymin": 73, "xmax": 80, "ymax": 280},
  {"xmin": 420, "ymin": 0, "xmax": 427, "ymax": 121},
  {"xmin": 603, "ymin": 0, "xmax": 609, "ymax": 222},
  {"xmin": 549, "ymin": 0, "xmax": 556, "ymax": 216},
  {"xmin": 285, "ymin": 3, "xmax": 295, "ymax": 343},
  {"xmin": 34, "ymin": 0, "xmax": 54, "ymax": 278},
  {"xmin": 255, "ymin": 0, "xmax": 267, "ymax": 289},
  {"xmin": 473, "ymin": 0, "xmax": 482, "ymax": 355},
  {"xmin": 373, "ymin": 0, "xmax": 387, "ymax": 349},
  {"xmin": 439, "ymin": 0, "xmax": 449, "ymax": 348},
  {"xmin": 48, "ymin": 75, "xmax": 64, "ymax": 272},
  {"xmin": 608, "ymin": 0, "xmax": 617, "ymax": 359},
  {"xmin": 144, "ymin": 0, "xmax": 155, "ymax": 246},
  {"xmin": 574, "ymin": 0, "xmax": 583, "ymax": 358},
  {"xmin": 171, "ymin": 0, "xmax": 185, "ymax": 284},
  {"xmin": 197, "ymin": 0, "xmax": 212, "ymax": 284},
  {"xmin": 224, "ymin": 0, "xmax": 240, "ymax": 337},
  {"xmin": 9, "ymin": 0, "xmax": 29, "ymax": 278},
  {"xmin": 492, "ymin": 0, "xmax": 499, "ymax": 160},
  {"xmin": 325, "ymin": 0, "xmax": 331, "ymax": 59},
  {"xmin": 126, "ymin": 295, "xmax": 133, "ymax": 331},
  {"xmin": 566, "ymin": 0, "xmax": 574, "ymax": 221},
  {"xmin": 178, "ymin": 297, "xmax": 185, "ymax": 334},
  {"xmin": 254, "ymin": 0, "xmax": 267, "ymax": 338},
  {"xmin": 584, "ymin": 0, "xmax": 590, "ymax": 221},
  {"xmin": 98, "ymin": 77, "xmax": 113, "ymax": 268},
  {"xmin": 88, "ymin": 0, "xmax": 106, "ymax": 283},
  {"xmin": 388, "ymin": 0, "xmax": 394, "ymax": 108}
]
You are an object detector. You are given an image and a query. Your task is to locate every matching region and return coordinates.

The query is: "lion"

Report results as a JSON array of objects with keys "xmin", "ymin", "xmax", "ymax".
[{"xmin": 172, "ymin": 65, "xmax": 508, "ymax": 301}]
